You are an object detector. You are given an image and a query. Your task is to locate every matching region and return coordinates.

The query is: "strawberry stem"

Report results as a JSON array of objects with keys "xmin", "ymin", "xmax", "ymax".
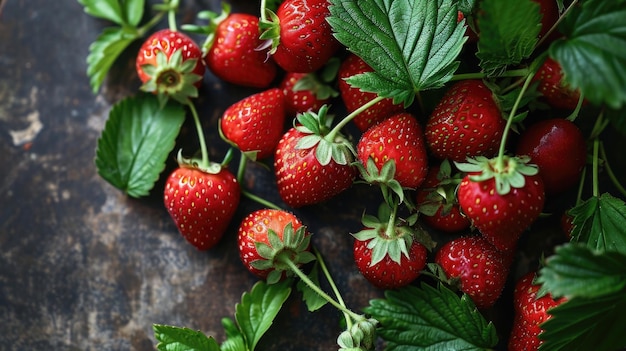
[
  {"xmin": 167, "ymin": 0, "xmax": 180, "ymax": 31},
  {"xmin": 592, "ymin": 138, "xmax": 600, "ymax": 197},
  {"xmin": 385, "ymin": 201, "xmax": 399, "ymax": 239},
  {"xmin": 186, "ymin": 101, "xmax": 210, "ymax": 169},
  {"xmin": 259, "ymin": 0, "xmax": 268, "ymax": 22},
  {"xmin": 279, "ymin": 254, "xmax": 365, "ymax": 323},
  {"xmin": 326, "ymin": 95, "xmax": 385, "ymax": 141},
  {"xmin": 599, "ymin": 142, "xmax": 626, "ymax": 198},
  {"xmin": 241, "ymin": 190, "xmax": 283, "ymax": 210},
  {"xmin": 535, "ymin": 0, "xmax": 579, "ymax": 50},
  {"xmin": 565, "ymin": 93, "xmax": 586, "ymax": 122},
  {"xmin": 313, "ymin": 247, "xmax": 353, "ymax": 329}
]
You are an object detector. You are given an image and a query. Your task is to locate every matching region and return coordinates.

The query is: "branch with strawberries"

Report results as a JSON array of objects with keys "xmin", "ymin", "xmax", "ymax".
[{"xmin": 80, "ymin": 0, "xmax": 626, "ymax": 350}]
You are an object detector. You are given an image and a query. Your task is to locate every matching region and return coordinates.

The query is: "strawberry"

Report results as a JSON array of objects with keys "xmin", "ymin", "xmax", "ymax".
[
  {"xmin": 508, "ymin": 271, "xmax": 567, "ymax": 351},
  {"xmin": 416, "ymin": 162, "xmax": 470, "ymax": 233},
  {"xmin": 425, "ymin": 80, "xmax": 506, "ymax": 163},
  {"xmin": 280, "ymin": 71, "xmax": 338, "ymax": 116},
  {"xmin": 237, "ymin": 208, "xmax": 314, "ymax": 283},
  {"xmin": 260, "ymin": 0, "xmax": 341, "ymax": 73},
  {"xmin": 352, "ymin": 205, "xmax": 433, "ymax": 290},
  {"xmin": 136, "ymin": 29, "xmax": 205, "ymax": 105},
  {"xmin": 274, "ymin": 106, "xmax": 357, "ymax": 208},
  {"xmin": 516, "ymin": 118, "xmax": 587, "ymax": 194},
  {"xmin": 456, "ymin": 156, "xmax": 545, "ymax": 253},
  {"xmin": 220, "ymin": 88, "xmax": 286, "ymax": 160},
  {"xmin": 357, "ymin": 112, "xmax": 429, "ymax": 189},
  {"xmin": 532, "ymin": 57, "xmax": 585, "ymax": 111},
  {"xmin": 163, "ymin": 160, "xmax": 240, "ymax": 251},
  {"xmin": 201, "ymin": 8, "xmax": 277, "ymax": 88},
  {"xmin": 338, "ymin": 53, "xmax": 404, "ymax": 132},
  {"xmin": 434, "ymin": 235, "xmax": 509, "ymax": 309}
]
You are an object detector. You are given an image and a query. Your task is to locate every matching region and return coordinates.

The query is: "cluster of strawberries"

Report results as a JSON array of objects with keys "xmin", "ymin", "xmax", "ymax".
[{"xmin": 134, "ymin": 0, "xmax": 586, "ymax": 349}]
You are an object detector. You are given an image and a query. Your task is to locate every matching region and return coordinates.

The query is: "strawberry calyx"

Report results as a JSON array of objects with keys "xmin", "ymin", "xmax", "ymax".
[
  {"xmin": 455, "ymin": 155, "xmax": 539, "ymax": 195},
  {"xmin": 353, "ymin": 203, "xmax": 436, "ymax": 266},
  {"xmin": 418, "ymin": 160, "xmax": 464, "ymax": 217},
  {"xmin": 355, "ymin": 158, "xmax": 406, "ymax": 205},
  {"xmin": 337, "ymin": 317, "xmax": 378, "ymax": 351},
  {"xmin": 291, "ymin": 58, "xmax": 341, "ymax": 100},
  {"xmin": 140, "ymin": 49, "xmax": 203, "ymax": 106},
  {"xmin": 257, "ymin": 9, "xmax": 281, "ymax": 55},
  {"xmin": 250, "ymin": 223, "xmax": 316, "ymax": 284},
  {"xmin": 295, "ymin": 105, "xmax": 356, "ymax": 166},
  {"xmin": 182, "ymin": 3, "xmax": 231, "ymax": 56},
  {"xmin": 176, "ymin": 149, "xmax": 222, "ymax": 174}
]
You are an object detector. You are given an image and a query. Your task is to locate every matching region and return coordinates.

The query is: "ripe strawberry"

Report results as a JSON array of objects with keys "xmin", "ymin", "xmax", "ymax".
[
  {"xmin": 163, "ymin": 162, "xmax": 240, "ymax": 251},
  {"xmin": 352, "ymin": 205, "xmax": 433, "ymax": 290},
  {"xmin": 532, "ymin": 57, "xmax": 585, "ymax": 111},
  {"xmin": 357, "ymin": 112, "xmax": 429, "ymax": 189},
  {"xmin": 220, "ymin": 88, "xmax": 286, "ymax": 160},
  {"xmin": 338, "ymin": 53, "xmax": 404, "ymax": 132},
  {"xmin": 237, "ymin": 209, "xmax": 314, "ymax": 283},
  {"xmin": 434, "ymin": 235, "xmax": 509, "ymax": 309},
  {"xmin": 416, "ymin": 162, "xmax": 470, "ymax": 233},
  {"xmin": 260, "ymin": 0, "xmax": 340, "ymax": 73},
  {"xmin": 456, "ymin": 156, "xmax": 545, "ymax": 252},
  {"xmin": 508, "ymin": 271, "xmax": 567, "ymax": 351},
  {"xmin": 274, "ymin": 106, "xmax": 357, "ymax": 208},
  {"xmin": 202, "ymin": 10, "xmax": 277, "ymax": 88},
  {"xmin": 425, "ymin": 80, "xmax": 506, "ymax": 163},
  {"xmin": 136, "ymin": 29, "xmax": 205, "ymax": 104},
  {"xmin": 516, "ymin": 118, "xmax": 587, "ymax": 194},
  {"xmin": 280, "ymin": 71, "xmax": 338, "ymax": 116}
]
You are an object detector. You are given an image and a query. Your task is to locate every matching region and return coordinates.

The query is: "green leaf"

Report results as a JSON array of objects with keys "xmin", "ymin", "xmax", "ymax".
[
  {"xmin": 95, "ymin": 93, "xmax": 186, "ymax": 197},
  {"xmin": 476, "ymin": 0, "xmax": 542, "ymax": 76},
  {"xmin": 86, "ymin": 27, "xmax": 141, "ymax": 93},
  {"xmin": 549, "ymin": 0, "xmax": 626, "ymax": 109},
  {"xmin": 78, "ymin": 0, "xmax": 124, "ymax": 24},
  {"xmin": 153, "ymin": 324, "xmax": 221, "ymax": 351},
  {"xmin": 327, "ymin": 0, "xmax": 466, "ymax": 107},
  {"xmin": 121, "ymin": 0, "xmax": 145, "ymax": 27},
  {"xmin": 568, "ymin": 193, "xmax": 626, "ymax": 255},
  {"xmin": 537, "ymin": 243, "xmax": 626, "ymax": 299},
  {"xmin": 296, "ymin": 263, "xmax": 328, "ymax": 312},
  {"xmin": 538, "ymin": 291, "xmax": 626, "ymax": 351},
  {"xmin": 235, "ymin": 280, "xmax": 292, "ymax": 351},
  {"xmin": 220, "ymin": 318, "xmax": 246, "ymax": 351},
  {"xmin": 364, "ymin": 283, "xmax": 498, "ymax": 350}
]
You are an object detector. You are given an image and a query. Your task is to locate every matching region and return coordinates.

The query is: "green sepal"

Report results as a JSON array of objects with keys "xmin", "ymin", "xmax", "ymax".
[
  {"xmin": 258, "ymin": 9, "xmax": 281, "ymax": 55},
  {"xmin": 181, "ymin": 3, "xmax": 231, "ymax": 55},
  {"xmin": 455, "ymin": 155, "xmax": 539, "ymax": 195},
  {"xmin": 140, "ymin": 49, "xmax": 203, "ymax": 106},
  {"xmin": 354, "ymin": 158, "xmax": 406, "ymax": 205}
]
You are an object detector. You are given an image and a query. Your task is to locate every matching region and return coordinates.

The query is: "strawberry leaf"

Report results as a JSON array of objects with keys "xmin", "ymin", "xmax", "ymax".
[
  {"xmin": 536, "ymin": 243, "xmax": 626, "ymax": 299},
  {"xmin": 153, "ymin": 324, "xmax": 221, "ymax": 351},
  {"xmin": 220, "ymin": 318, "xmax": 246, "ymax": 351},
  {"xmin": 476, "ymin": 0, "xmax": 541, "ymax": 76},
  {"xmin": 86, "ymin": 27, "xmax": 141, "ymax": 93},
  {"xmin": 364, "ymin": 283, "xmax": 498, "ymax": 350},
  {"xmin": 536, "ymin": 246, "xmax": 626, "ymax": 351},
  {"xmin": 549, "ymin": 0, "xmax": 626, "ymax": 109},
  {"xmin": 568, "ymin": 193, "xmax": 626, "ymax": 255},
  {"xmin": 95, "ymin": 93, "xmax": 186, "ymax": 197},
  {"xmin": 120, "ymin": 0, "xmax": 145, "ymax": 27},
  {"xmin": 235, "ymin": 279, "xmax": 292, "ymax": 351},
  {"xmin": 327, "ymin": 0, "xmax": 466, "ymax": 107},
  {"xmin": 78, "ymin": 0, "xmax": 124, "ymax": 25}
]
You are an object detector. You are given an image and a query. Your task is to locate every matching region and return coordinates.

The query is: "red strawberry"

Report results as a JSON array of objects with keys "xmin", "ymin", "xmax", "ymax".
[
  {"xmin": 456, "ymin": 156, "xmax": 545, "ymax": 252},
  {"xmin": 416, "ymin": 162, "xmax": 470, "ymax": 233},
  {"xmin": 136, "ymin": 29, "xmax": 205, "ymax": 104},
  {"xmin": 163, "ymin": 162, "xmax": 240, "ymax": 250},
  {"xmin": 425, "ymin": 80, "xmax": 506, "ymax": 163},
  {"xmin": 357, "ymin": 112, "xmax": 429, "ymax": 189},
  {"xmin": 352, "ymin": 205, "xmax": 433, "ymax": 290},
  {"xmin": 508, "ymin": 272, "xmax": 567, "ymax": 351},
  {"xmin": 280, "ymin": 71, "xmax": 338, "ymax": 116},
  {"xmin": 261, "ymin": 0, "xmax": 340, "ymax": 73},
  {"xmin": 338, "ymin": 53, "xmax": 404, "ymax": 132},
  {"xmin": 220, "ymin": 88, "xmax": 286, "ymax": 160},
  {"xmin": 532, "ymin": 57, "xmax": 585, "ymax": 111},
  {"xmin": 274, "ymin": 106, "xmax": 357, "ymax": 208},
  {"xmin": 237, "ymin": 209, "xmax": 314, "ymax": 283},
  {"xmin": 434, "ymin": 235, "xmax": 509, "ymax": 309},
  {"xmin": 203, "ymin": 10, "xmax": 277, "ymax": 88},
  {"xmin": 516, "ymin": 118, "xmax": 587, "ymax": 194}
]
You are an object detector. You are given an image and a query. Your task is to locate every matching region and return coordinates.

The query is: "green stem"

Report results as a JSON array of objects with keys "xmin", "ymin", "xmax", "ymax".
[
  {"xmin": 241, "ymin": 190, "xmax": 283, "ymax": 210},
  {"xmin": 599, "ymin": 142, "xmax": 626, "ymax": 198},
  {"xmin": 167, "ymin": 0, "xmax": 179, "ymax": 31},
  {"xmin": 237, "ymin": 151, "xmax": 247, "ymax": 184},
  {"xmin": 592, "ymin": 138, "xmax": 600, "ymax": 198},
  {"xmin": 565, "ymin": 92, "xmax": 585, "ymax": 122},
  {"xmin": 314, "ymin": 247, "xmax": 353, "ymax": 329},
  {"xmin": 137, "ymin": 10, "xmax": 168, "ymax": 36},
  {"xmin": 186, "ymin": 101, "xmax": 210, "ymax": 169},
  {"xmin": 281, "ymin": 256, "xmax": 364, "ymax": 323},
  {"xmin": 260, "ymin": 0, "xmax": 268, "ymax": 22},
  {"xmin": 495, "ymin": 70, "xmax": 535, "ymax": 170},
  {"xmin": 385, "ymin": 201, "xmax": 399, "ymax": 239},
  {"xmin": 535, "ymin": 0, "xmax": 578, "ymax": 50},
  {"xmin": 574, "ymin": 167, "xmax": 586, "ymax": 206},
  {"xmin": 326, "ymin": 95, "xmax": 385, "ymax": 141}
]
